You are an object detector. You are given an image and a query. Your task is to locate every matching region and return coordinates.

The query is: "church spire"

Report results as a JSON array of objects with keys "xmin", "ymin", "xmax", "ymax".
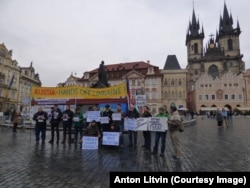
[{"xmin": 186, "ymin": 5, "xmax": 204, "ymax": 45}]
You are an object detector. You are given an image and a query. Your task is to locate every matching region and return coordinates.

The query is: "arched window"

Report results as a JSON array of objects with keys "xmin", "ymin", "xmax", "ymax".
[{"xmin": 228, "ymin": 39, "xmax": 233, "ymax": 50}]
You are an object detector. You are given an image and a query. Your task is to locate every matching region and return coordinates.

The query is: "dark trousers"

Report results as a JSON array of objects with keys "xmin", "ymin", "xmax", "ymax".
[
  {"xmin": 13, "ymin": 123, "xmax": 18, "ymax": 132},
  {"xmin": 62, "ymin": 123, "xmax": 72, "ymax": 142},
  {"xmin": 128, "ymin": 130, "xmax": 137, "ymax": 146},
  {"xmin": 153, "ymin": 131, "xmax": 167, "ymax": 154},
  {"xmin": 74, "ymin": 125, "xmax": 83, "ymax": 142},
  {"xmin": 35, "ymin": 124, "xmax": 46, "ymax": 141},
  {"xmin": 143, "ymin": 131, "xmax": 151, "ymax": 150},
  {"xmin": 50, "ymin": 122, "xmax": 60, "ymax": 142}
]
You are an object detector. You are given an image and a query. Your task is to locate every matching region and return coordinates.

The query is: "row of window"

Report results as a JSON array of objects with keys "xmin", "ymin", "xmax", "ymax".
[
  {"xmin": 164, "ymin": 79, "xmax": 184, "ymax": 86},
  {"xmin": 200, "ymin": 83, "xmax": 239, "ymax": 87},
  {"xmin": 199, "ymin": 94, "xmax": 243, "ymax": 100}
]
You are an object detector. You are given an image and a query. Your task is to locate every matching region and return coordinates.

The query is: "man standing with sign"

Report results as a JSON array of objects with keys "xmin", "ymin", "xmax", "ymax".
[
  {"xmin": 141, "ymin": 105, "xmax": 152, "ymax": 152},
  {"xmin": 151, "ymin": 106, "xmax": 170, "ymax": 156},
  {"xmin": 62, "ymin": 105, "xmax": 74, "ymax": 144},
  {"xmin": 127, "ymin": 104, "xmax": 140, "ymax": 148},
  {"xmin": 33, "ymin": 107, "xmax": 48, "ymax": 143},
  {"xmin": 101, "ymin": 104, "xmax": 113, "ymax": 132},
  {"xmin": 48, "ymin": 104, "xmax": 62, "ymax": 144}
]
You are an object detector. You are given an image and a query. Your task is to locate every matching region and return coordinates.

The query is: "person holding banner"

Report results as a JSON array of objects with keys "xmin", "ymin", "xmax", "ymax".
[
  {"xmin": 48, "ymin": 105, "xmax": 62, "ymax": 144},
  {"xmin": 73, "ymin": 108, "xmax": 84, "ymax": 144},
  {"xmin": 141, "ymin": 105, "xmax": 152, "ymax": 152},
  {"xmin": 61, "ymin": 105, "xmax": 74, "ymax": 144},
  {"xmin": 151, "ymin": 106, "xmax": 170, "ymax": 156},
  {"xmin": 127, "ymin": 104, "xmax": 140, "ymax": 148}
]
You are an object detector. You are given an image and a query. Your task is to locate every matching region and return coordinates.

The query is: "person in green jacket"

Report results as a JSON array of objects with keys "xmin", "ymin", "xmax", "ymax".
[
  {"xmin": 73, "ymin": 108, "xmax": 84, "ymax": 144},
  {"xmin": 151, "ymin": 106, "xmax": 170, "ymax": 157}
]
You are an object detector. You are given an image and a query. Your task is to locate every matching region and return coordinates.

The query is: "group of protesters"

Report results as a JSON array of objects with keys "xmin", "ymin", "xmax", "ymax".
[{"xmin": 32, "ymin": 103, "xmax": 183, "ymax": 161}]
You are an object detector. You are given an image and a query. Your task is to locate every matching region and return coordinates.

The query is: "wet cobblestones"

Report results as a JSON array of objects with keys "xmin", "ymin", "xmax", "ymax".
[{"xmin": 0, "ymin": 117, "xmax": 249, "ymax": 187}]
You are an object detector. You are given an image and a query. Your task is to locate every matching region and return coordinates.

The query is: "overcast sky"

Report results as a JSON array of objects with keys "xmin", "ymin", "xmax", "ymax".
[{"xmin": 0, "ymin": 0, "xmax": 249, "ymax": 87}]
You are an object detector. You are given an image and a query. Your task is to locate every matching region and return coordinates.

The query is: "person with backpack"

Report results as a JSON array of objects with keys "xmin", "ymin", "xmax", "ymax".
[{"xmin": 168, "ymin": 105, "xmax": 182, "ymax": 161}]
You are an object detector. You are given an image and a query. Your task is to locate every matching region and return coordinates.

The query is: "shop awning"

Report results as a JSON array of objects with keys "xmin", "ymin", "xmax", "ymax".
[
  {"xmin": 200, "ymin": 107, "xmax": 229, "ymax": 111},
  {"xmin": 236, "ymin": 107, "xmax": 250, "ymax": 111}
]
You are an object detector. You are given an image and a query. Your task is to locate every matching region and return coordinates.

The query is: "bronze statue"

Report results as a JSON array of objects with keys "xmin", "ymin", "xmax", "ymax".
[{"xmin": 92, "ymin": 60, "xmax": 109, "ymax": 88}]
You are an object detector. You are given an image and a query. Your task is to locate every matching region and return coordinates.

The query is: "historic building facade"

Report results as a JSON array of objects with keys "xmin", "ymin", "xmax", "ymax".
[
  {"xmin": 185, "ymin": 3, "xmax": 246, "ymax": 112},
  {"xmin": 61, "ymin": 61, "xmax": 162, "ymax": 115},
  {"xmin": 161, "ymin": 55, "xmax": 187, "ymax": 111},
  {"xmin": 0, "ymin": 43, "xmax": 41, "ymax": 113}
]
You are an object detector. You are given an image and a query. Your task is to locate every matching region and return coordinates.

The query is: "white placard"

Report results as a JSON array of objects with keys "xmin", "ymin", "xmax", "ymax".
[
  {"xmin": 73, "ymin": 117, "xmax": 80, "ymax": 122},
  {"xmin": 86, "ymin": 111, "xmax": 100, "ymax": 122},
  {"xmin": 136, "ymin": 118, "xmax": 148, "ymax": 131},
  {"xmin": 148, "ymin": 117, "xmax": 168, "ymax": 132},
  {"xmin": 124, "ymin": 118, "xmax": 137, "ymax": 131},
  {"xmin": 112, "ymin": 113, "xmax": 121, "ymax": 121},
  {"xmin": 135, "ymin": 95, "xmax": 147, "ymax": 106},
  {"xmin": 102, "ymin": 132, "xmax": 120, "ymax": 146},
  {"xmin": 82, "ymin": 136, "xmax": 99, "ymax": 150},
  {"xmin": 100, "ymin": 116, "xmax": 109, "ymax": 124}
]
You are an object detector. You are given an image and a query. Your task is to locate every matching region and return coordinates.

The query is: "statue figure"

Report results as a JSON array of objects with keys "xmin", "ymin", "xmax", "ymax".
[
  {"xmin": 98, "ymin": 61, "xmax": 107, "ymax": 84},
  {"xmin": 92, "ymin": 60, "xmax": 109, "ymax": 88}
]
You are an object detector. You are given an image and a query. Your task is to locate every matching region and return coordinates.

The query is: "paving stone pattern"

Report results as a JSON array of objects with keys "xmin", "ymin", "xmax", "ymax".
[{"xmin": 0, "ymin": 117, "xmax": 249, "ymax": 187}]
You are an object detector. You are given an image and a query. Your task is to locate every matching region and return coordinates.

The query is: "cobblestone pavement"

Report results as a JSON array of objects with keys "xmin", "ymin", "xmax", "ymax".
[{"xmin": 0, "ymin": 117, "xmax": 250, "ymax": 188}]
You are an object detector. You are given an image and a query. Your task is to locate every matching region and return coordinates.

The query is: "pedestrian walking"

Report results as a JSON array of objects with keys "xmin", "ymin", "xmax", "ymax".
[
  {"xmin": 221, "ymin": 108, "xmax": 228, "ymax": 127},
  {"xmin": 215, "ymin": 108, "xmax": 223, "ymax": 127},
  {"xmin": 48, "ymin": 104, "xmax": 62, "ymax": 144},
  {"xmin": 33, "ymin": 107, "xmax": 48, "ymax": 143},
  {"xmin": 11, "ymin": 109, "xmax": 21, "ymax": 133}
]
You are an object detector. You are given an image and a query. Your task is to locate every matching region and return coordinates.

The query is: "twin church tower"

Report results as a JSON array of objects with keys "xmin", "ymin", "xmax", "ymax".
[{"xmin": 185, "ymin": 2, "xmax": 245, "ymax": 110}]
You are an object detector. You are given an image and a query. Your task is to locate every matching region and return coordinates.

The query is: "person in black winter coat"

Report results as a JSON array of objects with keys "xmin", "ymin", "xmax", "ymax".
[
  {"xmin": 48, "ymin": 104, "xmax": 62, "ymax": 144},
  {"xmin": 61, "ymin": 105, "xmax": 74, "ymax": 144},
  {"xmin": 141, "ymin": 105, "xmax": 152, "ymax": 152},
  {"xmin": 33, "ymin": 107, "xmax": 48, "ymax": 143},
  {"xmin": 126, "ymin": 104, "xmax": 140, "ymax": 148}
]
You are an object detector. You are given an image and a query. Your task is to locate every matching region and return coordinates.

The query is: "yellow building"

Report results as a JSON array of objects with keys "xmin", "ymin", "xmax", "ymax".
[{"xmin": 0, "ymin": 43, "xmax": 41, "ymax": 113}]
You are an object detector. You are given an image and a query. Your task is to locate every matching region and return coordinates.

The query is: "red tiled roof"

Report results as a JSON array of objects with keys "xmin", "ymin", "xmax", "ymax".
[{"xmin": 88, "ymin": 61, "xmax": 158, "ymax": 73}]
